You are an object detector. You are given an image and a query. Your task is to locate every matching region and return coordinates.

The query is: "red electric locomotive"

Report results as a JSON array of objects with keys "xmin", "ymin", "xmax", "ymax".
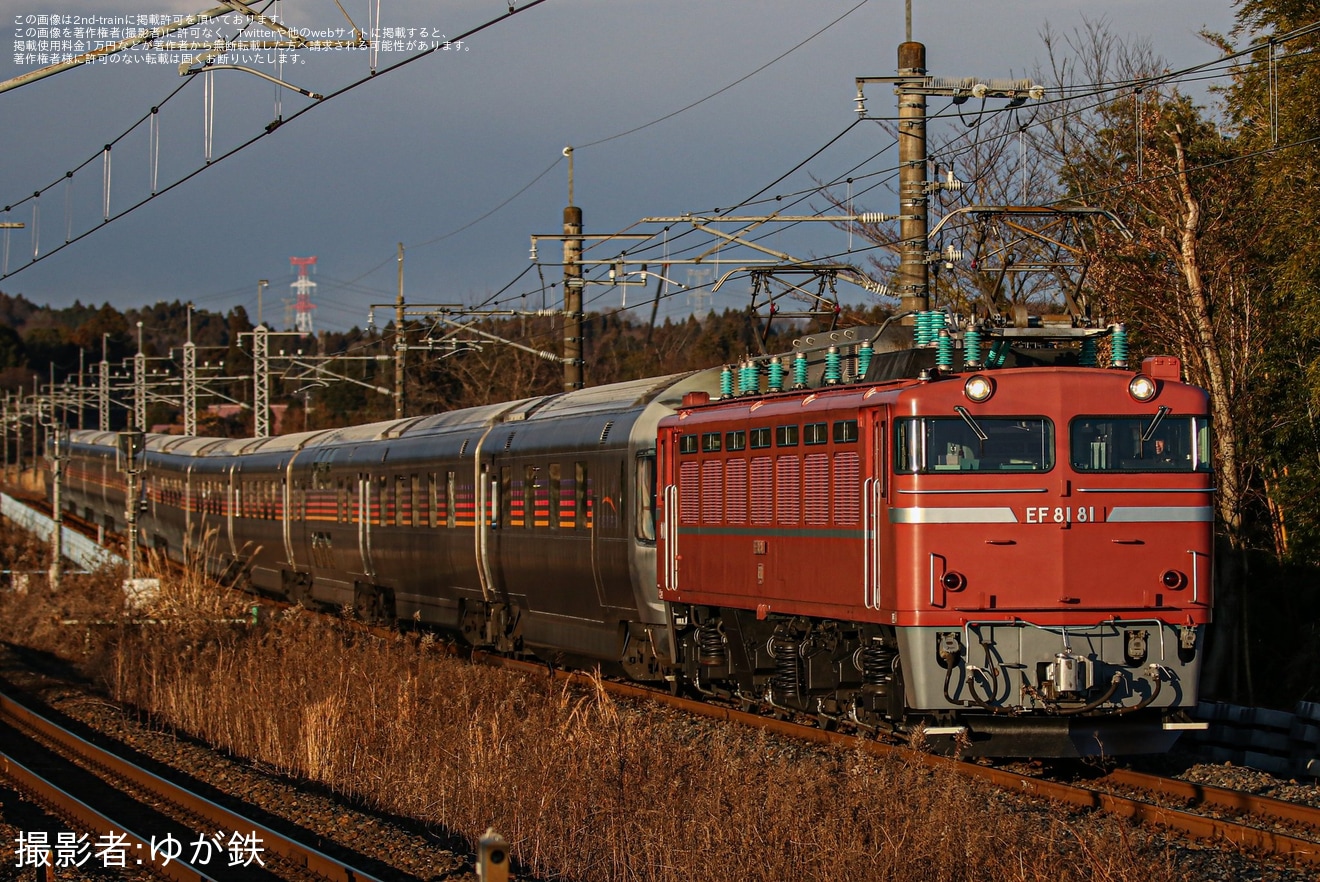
[{"xmin": 657, "ymin": 325, "xmax": 1212, "ymax": 756}]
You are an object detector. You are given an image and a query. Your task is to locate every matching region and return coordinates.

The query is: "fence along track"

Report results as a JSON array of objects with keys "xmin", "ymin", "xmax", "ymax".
[{"xmin": 0, "ymin": 690, "xmax": 390, "ymax": 882}]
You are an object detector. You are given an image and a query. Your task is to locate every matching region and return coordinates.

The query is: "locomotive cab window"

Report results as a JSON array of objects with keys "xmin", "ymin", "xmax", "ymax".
[
  {"xmin": 1070, "ymin": 416, "xmax": 1211, "ymax": 472},
  {"xmin": 895, "ymin": 417, "xmax": 1055, "ymax": 473}
]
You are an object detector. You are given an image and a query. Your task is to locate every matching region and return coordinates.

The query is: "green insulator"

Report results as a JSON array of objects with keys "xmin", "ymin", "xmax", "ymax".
[
  {"xmin": 1110, "ymin": 324, "xmax": 1129, "ymax": 368},
  {"xmin": 1080, "ymin": 337, "xmax": 1098, "ymax": 367},
  {"xmin": 987, "ymin": 339, "xmax": 1008, "ymax": 368},
  {"xmin": 793, "ymin": 351, "xmax": 809, "ymax": 388},
  {"xmin": 936, "ymin": 330, "xmax": 954, "ymax": 370},
  {"xmin": 742, "ymin": 360, "xmax": 760, "ymax": 396},
  {"xmin": 857, "ymin": 340, "xmax": 874, "ymax": 380},
  {"xmin": 768, "ymin": 356, "xmax": 785, "ymax": 392},
  {"xmin": 720, "ymin": 365, "xmax": 734, "ymax": 398},
  {"xmin": 825, "ymin": 345, "xmax": 842, "ymax": 385},
  {"xmin": 963, "ymin": 327, "xmax": 982, "ymax": 368},
  {"xmin": 914, "ymin": 311, "xmax": 933, "ymax": 347}
]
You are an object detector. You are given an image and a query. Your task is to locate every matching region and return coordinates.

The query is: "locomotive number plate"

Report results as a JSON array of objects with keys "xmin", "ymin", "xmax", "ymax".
[{"xmin": 1024, "ymin": 505, "xmax": 1097, "ymax": 524}]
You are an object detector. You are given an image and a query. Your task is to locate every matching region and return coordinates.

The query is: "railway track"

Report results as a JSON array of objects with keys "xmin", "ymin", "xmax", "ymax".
[
  {"xmin": 476, "ymin": 652, "xmax": 1320, "ymax": 870},
  {"xmin": 0, "ymin": 686, "xmax": 397, "ymax": 882},
  {"xmin": 5, "ymin": 489, "xmax": 1317, "ymax": 874}
]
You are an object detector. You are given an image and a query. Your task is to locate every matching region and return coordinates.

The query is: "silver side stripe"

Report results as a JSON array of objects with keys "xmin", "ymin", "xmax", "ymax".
[
  {"xmin": 1105, "ymin": 506, "xmax": 1214, "ymax": 523},
  {"xmin": 889, "ymin": 507, "xmax": 1019, "ymax": 524}
]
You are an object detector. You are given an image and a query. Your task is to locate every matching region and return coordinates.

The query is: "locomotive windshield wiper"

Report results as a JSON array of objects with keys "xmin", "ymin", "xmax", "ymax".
[
  {"xmin": 1141, "ymin": 405, "xmax": 1172, "ymax": 442},
  {"xmin": 954, "ymin": 406, "xmax": 988, "ymax": 442}
]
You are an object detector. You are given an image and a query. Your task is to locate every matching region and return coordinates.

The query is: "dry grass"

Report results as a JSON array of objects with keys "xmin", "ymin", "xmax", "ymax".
[{"xmin": 0, "ymin": 531, "xmax": 1180, "ymax": 882}]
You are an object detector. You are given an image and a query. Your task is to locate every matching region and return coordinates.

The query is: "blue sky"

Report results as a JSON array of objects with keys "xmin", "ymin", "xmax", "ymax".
[{"xmin": 0, "ymin": 0, "xmax": 1239, "ymax": 331}]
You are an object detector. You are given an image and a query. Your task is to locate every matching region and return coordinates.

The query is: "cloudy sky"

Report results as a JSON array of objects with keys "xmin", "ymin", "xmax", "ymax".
[{"xmin": 0, "ymin": 0, "xmax": 1239, "ymax": 331}]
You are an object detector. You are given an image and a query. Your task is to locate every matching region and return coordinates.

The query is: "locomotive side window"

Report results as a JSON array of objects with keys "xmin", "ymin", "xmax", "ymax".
[
  {"xmin": 679, "ymin": 435, "xmax": 699, "ymax": 455},
  {"xmin": 1070, "ymin": 416, "xmax": 1211, "ymax": 472},
  {"xmin": 833, "ymin": 419, "xmax": 859, "ymax": 443},
  {"xmin": 726, "ymin": 430, "xmax": 746, "ymax": 451},
  {"xmin": 396, "ymin": 475, "xmax": 408, "ymax": 526},
  {"xmin": 635, "ymin": 453, "xmax": 656, "ymax": 542},
  {"xmin": 776, "ymin": 425, "xmax": 799, "ymax": 447},
  {"xmin": 701, "ymin": 432, "xmax": 722, "ymax": 453},
  {"xmin": 750, "ymin": 427, "xmax": 771, "ymax": 449},
  {"xmin": 804, "ymin": 422, "xmax": 828, "ymax": 445},
  {"xmin": 895, "ymin": 417, "xmax": 1055, "ymax": 473},
  {"xmin": 411, "ymin": 475, "xmax": 421, "ymax": 527}
]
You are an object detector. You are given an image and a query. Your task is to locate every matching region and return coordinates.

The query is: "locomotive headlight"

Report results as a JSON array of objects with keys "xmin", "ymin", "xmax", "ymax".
[
  {"xmin": 964, "ymin": 375, "xmax": 995, "ymax": 403},
  {"xmin": 1128, "ymin": 374, "xmax": 1157, "ymax": 402}
]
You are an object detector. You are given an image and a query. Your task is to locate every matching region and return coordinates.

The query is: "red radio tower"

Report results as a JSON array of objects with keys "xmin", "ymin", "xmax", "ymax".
[{"xmin": 290, "ymin": 255, "xmax": 318, "ymax": 336}]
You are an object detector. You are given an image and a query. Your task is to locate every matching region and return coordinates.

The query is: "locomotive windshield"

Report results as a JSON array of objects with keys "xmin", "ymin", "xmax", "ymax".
[
  {"xmin": 1070, "ymin": 416, "xmax": 1212, "ymax": 472},
  {"xmin": 895, "ymin": 417, "xmax": 1054, "ymax": 473}
]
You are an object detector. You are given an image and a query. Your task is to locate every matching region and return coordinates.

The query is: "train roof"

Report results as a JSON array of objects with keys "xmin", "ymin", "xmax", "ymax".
[
  {"xmin": 512, "ymin": 371, "xmax": 707, "ymax": 421},
  {"xmin": 66, "ymin": 370, "xmax": 713, "ymax": 458}
]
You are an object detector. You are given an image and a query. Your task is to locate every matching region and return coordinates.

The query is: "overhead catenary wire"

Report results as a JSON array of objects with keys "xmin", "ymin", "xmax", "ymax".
[{"xmin": 0, "ymin": 0, "xmax": 557, "ymax": 282}]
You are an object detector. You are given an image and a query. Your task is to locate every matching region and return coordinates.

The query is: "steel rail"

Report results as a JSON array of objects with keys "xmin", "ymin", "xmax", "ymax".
[
  {"xmin": 1101, "ymin": 767, "xmax": 1320, "ymax": 832},
  {"xmin": 476, "ymin": 653, "xmax": 1320, "ymax": 868},
  {"xmin": 0, "ymin": 752, "xmax": 214, "ymax": 882},
  {"xmin": 0, "ymin": 691, "xmax": 390, "ymax": 882}
]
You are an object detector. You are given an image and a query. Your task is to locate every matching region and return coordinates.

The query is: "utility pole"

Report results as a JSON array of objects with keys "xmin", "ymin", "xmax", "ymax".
[
  {"xmin": 133, "ymin": 322, "xmax": 146, "ymax": 430},
  {"xmin": 257, "ymin": 278, "xmax": 269, "ymax": 327},
  {"xmin": 118, "ymin": 430, "xmax": 144, "ymax": 582},
  {"xmin": 1, "ymin": 393, "xmax": 8, "ymax": 479},
  {"xmin": 48, "ymin": 424, "xmax": 64, "ymax": 588},
  {"xmin": 896, "ymin": 40, "xmax": 928, "ymax": 318},
  {"xmin": 854, "ymin": 41, "xmax": 1040, "ymax": 318},
  {"xmin": 394, "ymin": 243, "xmax": 406, "ymax": 419},
  {"xmin": 14, "ymin": 394, "xmax": 23, "ymax": 477},
  {"xmin": 77, "ymin": 349, "xmax": 84, "ymax": 430},
  {"xmin": 99, "ymin": 333, "xmax": 110, "ymax": 431},
  {"xmin": 30, "ymin": 377, "xmax": 38, "ymax": 478},
  {"xmin": 562, "ymin": 147, "xmax": 583, "ymax": 391}
]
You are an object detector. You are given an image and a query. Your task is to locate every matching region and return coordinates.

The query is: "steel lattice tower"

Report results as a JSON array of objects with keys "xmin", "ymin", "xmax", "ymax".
[{"xmin": 290, "ymin": 255, "xmax": 318, "ymax": 336}]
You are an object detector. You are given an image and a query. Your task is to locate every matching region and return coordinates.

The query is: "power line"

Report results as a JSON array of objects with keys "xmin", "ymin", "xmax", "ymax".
[{"xmin": 0, "ymin": 0, "xmax": 556, "ymax": 282}]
